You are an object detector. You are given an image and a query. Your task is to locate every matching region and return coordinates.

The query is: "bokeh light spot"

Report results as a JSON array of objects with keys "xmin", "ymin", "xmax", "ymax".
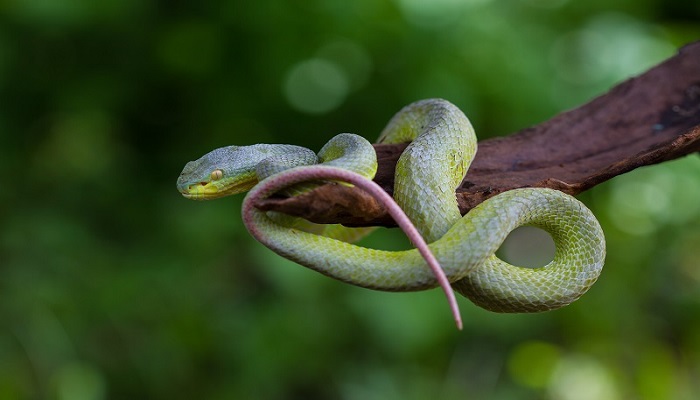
[
  {"xmin": 548, "ymin": 355, "xmax": 620, "ymax": 400},
  {"xmin": 283, "ymin": 59, "xmax": 349, "ymax": 114},
  {"xmin": 508, "ymin": 341, "xmax": 561, "ymax": 388}
]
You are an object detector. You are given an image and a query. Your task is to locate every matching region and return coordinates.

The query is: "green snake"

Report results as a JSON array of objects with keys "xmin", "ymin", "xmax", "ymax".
[{"xmin": 177, "ymin": 99, "xmax": 606, "ymax": 329}]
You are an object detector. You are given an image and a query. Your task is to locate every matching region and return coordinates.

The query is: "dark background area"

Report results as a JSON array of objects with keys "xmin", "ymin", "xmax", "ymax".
[{"xmin": 1, "ymin": 0, "xmax": 699, "ymax": 399}]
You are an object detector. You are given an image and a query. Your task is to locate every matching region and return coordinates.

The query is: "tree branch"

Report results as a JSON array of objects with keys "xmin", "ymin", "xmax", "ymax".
[{"xmin": 257, "ymin": 41, "xmax": 700, "ymax": 227}]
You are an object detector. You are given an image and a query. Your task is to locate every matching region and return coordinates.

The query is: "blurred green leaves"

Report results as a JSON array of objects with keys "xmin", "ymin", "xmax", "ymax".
[{"xmin": 1, "ymin": 0, "xmax": 699, "ymax": 399}]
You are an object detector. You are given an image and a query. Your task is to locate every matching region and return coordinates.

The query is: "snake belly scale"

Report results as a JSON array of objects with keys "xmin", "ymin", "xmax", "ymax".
[{"xmin": 177, "ymin": 98, "xmax": 606, "ymax": 328}]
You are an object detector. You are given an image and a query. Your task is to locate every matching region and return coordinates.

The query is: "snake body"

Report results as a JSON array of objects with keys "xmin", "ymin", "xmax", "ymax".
[{"xmin": 177, "ymin": 99, "xmax": 605, "ymax": 326}]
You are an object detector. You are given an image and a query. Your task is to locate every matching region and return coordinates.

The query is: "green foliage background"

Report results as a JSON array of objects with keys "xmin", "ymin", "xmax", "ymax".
[{"xmin": 1, "ymin": 0, "xmax": 700, "ymax": 399}]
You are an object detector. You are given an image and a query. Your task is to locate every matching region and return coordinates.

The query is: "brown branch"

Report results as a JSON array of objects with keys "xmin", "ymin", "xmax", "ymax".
[{"xmin": 258, "ymin": 41, "xmax": 700, "ymax": 227}]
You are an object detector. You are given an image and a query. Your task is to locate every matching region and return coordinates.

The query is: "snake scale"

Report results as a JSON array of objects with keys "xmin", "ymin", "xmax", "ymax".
[{"xmin": 177, "ymin": 99, "xmax": 606, "ymax": 329}]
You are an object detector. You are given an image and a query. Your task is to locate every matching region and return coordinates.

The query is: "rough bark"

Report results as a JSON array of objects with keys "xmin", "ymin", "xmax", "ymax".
[{"xmin": 257, "ymin": 41, "xmax": 700, "ymax": 227}]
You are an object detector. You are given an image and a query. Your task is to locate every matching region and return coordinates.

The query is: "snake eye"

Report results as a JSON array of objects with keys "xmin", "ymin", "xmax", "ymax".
[{"xmin": 210, "ymin": 169, "xmax": 224, "ymax": 181}]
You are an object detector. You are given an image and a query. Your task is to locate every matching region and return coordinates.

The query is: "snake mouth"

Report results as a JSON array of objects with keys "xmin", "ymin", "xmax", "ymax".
[
  {"xmin": 181, "ymin": 181, "xmax": 222, "ymax": 200},
  {"xmin": 181, "ymin": 179, "xmax": 257, "ymax": 200}
]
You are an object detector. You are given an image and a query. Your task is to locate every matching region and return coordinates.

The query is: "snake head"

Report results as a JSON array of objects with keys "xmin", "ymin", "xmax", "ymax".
[
  {"xmin": 177, "ymin": 146, "xmax": 259, "ymax": 200},
  {"xmin": 177, "ymin": 143, "xmax": 318, "ymax": 200}
]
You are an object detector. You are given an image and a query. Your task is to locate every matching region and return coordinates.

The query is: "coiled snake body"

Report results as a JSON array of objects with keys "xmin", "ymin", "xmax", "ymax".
[{"xmin": 177, "ymin": 99, "xmax": 605, "ymax": 328}]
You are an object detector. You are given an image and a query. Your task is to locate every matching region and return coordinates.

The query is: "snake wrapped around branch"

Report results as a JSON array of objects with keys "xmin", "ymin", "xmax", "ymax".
[{"xmin": 177, "ymin": 98, "xmax": 606, "ymax": 329}]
